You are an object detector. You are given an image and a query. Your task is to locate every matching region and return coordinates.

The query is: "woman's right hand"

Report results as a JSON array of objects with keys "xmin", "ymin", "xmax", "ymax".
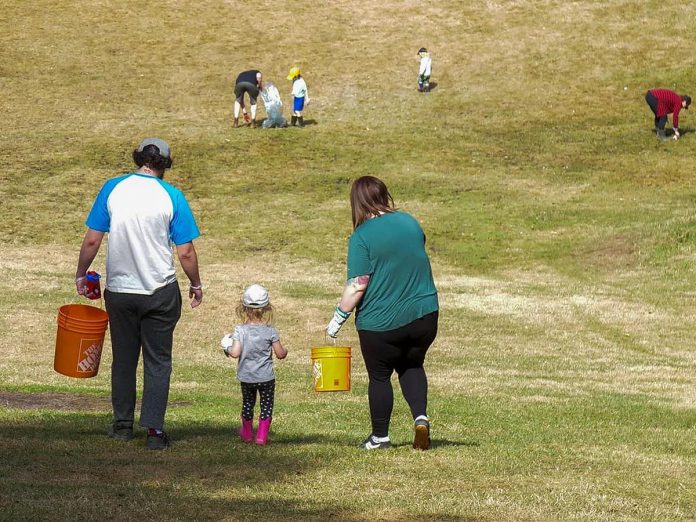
[{"xmin": 326, "ymin": 306, "xmax": 351, "ymax": 338}]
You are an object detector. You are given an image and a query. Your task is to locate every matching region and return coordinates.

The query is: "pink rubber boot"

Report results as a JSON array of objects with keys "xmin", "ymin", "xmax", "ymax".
[
  {"xmin": 239, "ymin": 417, "xmax": 253, "ymax": 443},
  {"xmin": 255, "ymin": 417, "xmax": 272, "ymax": 445}
]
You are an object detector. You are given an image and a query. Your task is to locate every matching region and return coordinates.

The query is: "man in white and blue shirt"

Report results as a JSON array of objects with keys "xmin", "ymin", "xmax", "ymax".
[{"xmin": 75, "ymin": 138, "xmax": 203, "ymax": 450}]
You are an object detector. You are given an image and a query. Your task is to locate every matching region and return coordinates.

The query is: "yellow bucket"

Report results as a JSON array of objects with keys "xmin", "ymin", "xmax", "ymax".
[{"xmin": 311, "ymin": 346, "xmax": 351, "ymax": 392}]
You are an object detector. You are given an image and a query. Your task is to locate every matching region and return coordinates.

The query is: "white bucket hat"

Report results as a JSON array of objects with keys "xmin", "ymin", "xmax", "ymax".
[{"xmin": 242, "ymin": 284, "xmax": 269, "ymax": 308}]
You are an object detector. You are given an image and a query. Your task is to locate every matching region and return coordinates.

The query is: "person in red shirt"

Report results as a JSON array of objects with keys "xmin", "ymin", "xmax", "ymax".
[{"xmin": 645, "ymin": 88, "xmax": 691, "ymax": 141}]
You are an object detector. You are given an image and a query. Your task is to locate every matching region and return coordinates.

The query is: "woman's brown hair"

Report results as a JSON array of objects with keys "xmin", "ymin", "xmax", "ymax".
[{"xmin": 350, "ymin": 176, "xmax": 395, "ymax": 229}]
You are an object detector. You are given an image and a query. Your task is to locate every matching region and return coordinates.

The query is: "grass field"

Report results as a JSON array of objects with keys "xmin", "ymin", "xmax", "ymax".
[{"xmin": 1, "ymin": 1, "xmax": 695, "ymax": 520}]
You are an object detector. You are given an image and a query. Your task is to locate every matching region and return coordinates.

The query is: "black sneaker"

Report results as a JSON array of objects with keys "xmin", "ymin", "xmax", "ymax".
[
  {"xmin": 146, "ymin": 431, "xmax": 171, "ymax": 450},
  {"xmin": 360, "ymin": 435, "xmax": 392, "ymax": 450},
  {"xmin": 108, "ymin": 422, "xmax": 134, "ymax": 441},
  {"xmin": 413, "ymin": 418, "xmax": 431, "ymax": 450}
]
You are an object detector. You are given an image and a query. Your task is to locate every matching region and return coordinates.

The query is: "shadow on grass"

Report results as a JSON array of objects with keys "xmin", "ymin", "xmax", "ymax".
[
  {"xmin": 431, "ymin": 438, "xmax": 480, "ymax": 449},
  {"xmin": 652, "ymin": 127, "xmax": 694, "ymax": 137},
  {"xmin": 0, "ymin": 413, "xmax": 353, "ymax": 520},
  {"xmin": 175, "ymin": 425, "xmax": 480, "ymax": 451},
  {"xmin": 415, "ymin": 81, "xmax": 438, "ymax": 93},
  {"xmin": 0, "ymin": 412, "xmax": 480, "ymax": 520}
]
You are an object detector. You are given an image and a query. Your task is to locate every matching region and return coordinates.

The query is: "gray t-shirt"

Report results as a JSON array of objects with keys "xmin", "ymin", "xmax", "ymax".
[{"xmin": 232, "ymin": 323, "xmax": 280, "ymax": 383}]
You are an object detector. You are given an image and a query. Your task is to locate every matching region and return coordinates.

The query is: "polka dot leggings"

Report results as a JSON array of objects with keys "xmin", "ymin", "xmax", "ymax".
[{"xmin": 240, "ymin": 379, "xmax": 275, "ymax": 420}]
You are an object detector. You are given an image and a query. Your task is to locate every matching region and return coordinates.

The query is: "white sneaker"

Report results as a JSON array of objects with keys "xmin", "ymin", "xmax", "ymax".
[{"xmin": 361, "ymin": 435, "xmax": 392, "ymax": 450}]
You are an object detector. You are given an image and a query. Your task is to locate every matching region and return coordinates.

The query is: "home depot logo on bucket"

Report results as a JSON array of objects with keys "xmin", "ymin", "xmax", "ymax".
[
  {"xmin": 77, "ymin": 340, "xmax": 103, "ymax": 373},
  {"xmin": 312, "ymin": 360, "xmax": 323, "ymax": 386}
]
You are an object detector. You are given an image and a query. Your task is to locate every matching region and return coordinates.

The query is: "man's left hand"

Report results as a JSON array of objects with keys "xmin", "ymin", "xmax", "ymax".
[{"xmin": 189, "ymin": 285, "xmax": 203, "ymax": 308}]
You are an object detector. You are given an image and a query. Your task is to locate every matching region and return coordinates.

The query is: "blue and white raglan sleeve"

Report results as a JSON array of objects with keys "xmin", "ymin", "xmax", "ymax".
[
  {"xmin": 85, "ymin": 177, "xmax": 124, "ymax": 232},
  {"xmin": 168, "ymin": 187, "xmax": 201, "ymax": 245}
]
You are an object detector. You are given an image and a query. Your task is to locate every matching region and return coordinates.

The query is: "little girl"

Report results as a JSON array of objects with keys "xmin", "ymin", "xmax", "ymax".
[{"xmin": 221, "ymin": 284, "xmax": 287, "ymax": 445}]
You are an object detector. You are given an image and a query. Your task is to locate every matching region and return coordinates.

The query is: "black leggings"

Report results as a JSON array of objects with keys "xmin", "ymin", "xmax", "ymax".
[
  {"xmin": 358, "ymin": 312, "xmax": 438, "ymax": 437},
  {"xmin": 240, "ymin": 379, "xmax": 275, "ymax": 420},
  {"xmin": 645, "ymin": 91, "xmax": 667, "ymax": 129}
]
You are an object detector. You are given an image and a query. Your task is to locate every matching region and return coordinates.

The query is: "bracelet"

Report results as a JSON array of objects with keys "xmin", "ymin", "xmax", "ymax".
[
  {"xmin": 75, "ymin": 276, "xmax": 86, "ymax": 282},
  {"xmin": 190, "ymin": 283, "xmax": 203, "ymax": 290},
  {"xmin": 335, "ymin": 306, "xmax": 351, "ymax": 319}
]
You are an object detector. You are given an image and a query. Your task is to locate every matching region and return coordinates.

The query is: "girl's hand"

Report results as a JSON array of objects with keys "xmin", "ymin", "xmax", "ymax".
[{"xmin": 221, "ymin": 334, "xmax": 234, "ymax": 356}]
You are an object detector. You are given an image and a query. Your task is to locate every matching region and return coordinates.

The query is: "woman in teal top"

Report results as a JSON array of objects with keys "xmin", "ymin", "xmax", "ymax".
[{"xmin": 327, "ymin": 176, "xmax": 439, "ymax": 450}]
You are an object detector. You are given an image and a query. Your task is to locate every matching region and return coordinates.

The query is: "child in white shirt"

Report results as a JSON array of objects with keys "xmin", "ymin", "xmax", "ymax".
[
  {"xmin": 287, "ymin": 66, "xmax": 310, "ymax": 127},
  {"xmin": 417, "ymin": 48, "xmax": 432, "ymax": 93}
]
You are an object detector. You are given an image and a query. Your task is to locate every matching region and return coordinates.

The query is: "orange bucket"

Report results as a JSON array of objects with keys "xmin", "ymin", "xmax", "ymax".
[
  {"xmin": 54, "ymin": 304, "xmax": 109, "ymax": 378},
  {"xmin": 311, "ymin": 346, "xmax": 351, "ymax": 392}
]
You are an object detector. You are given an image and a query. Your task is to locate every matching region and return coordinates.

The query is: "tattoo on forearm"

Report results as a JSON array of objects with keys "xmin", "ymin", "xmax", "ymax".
[{"xmin": 348, "ymin": 275, "xmax": 370, "ymax": 289}]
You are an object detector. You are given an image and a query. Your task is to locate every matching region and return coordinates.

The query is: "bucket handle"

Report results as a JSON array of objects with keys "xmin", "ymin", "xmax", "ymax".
[{"xmin": 75, "ymin": 295, "xmax": 105, "ymax": 310}]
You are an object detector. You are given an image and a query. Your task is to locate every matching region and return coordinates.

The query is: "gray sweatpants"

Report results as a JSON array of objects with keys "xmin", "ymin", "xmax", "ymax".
[{"xmin": 104, "ymin": 282, "xmax": 182, "ymax": 430}]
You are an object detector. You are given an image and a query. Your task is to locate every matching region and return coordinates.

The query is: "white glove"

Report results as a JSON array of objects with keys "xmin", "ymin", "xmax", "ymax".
[
  {"xmin": 673, "ymin": 129, "xmax": 680, "ymax": 141},
  {"xmin": 75, "ymin": 276, "xmax": 87, "ymax": 296},
  {"xmin": 326, "ymin": 306, "xmax": 351, "ymax": 338},
  {"xmin": 221, "ymin": 334, "xmax": 234, "ymax": 355}
]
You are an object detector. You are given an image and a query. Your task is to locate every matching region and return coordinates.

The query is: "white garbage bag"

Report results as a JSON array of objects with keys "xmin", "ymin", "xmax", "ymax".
[{"xmin": 260, "ymin": 82, "xmax": 287, "ymax": 128}]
